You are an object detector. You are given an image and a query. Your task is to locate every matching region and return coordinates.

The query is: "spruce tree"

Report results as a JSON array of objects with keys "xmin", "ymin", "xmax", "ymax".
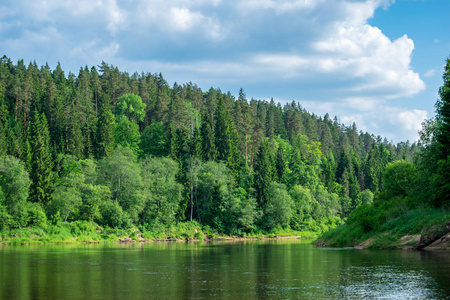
[
  {"xmin": 0, "ymin": 87, "xmax": 8, "ymax": 156},
  {"xmin": 254, "ymin": 139, "xmax": 275, "ymax": 206},
  {"xmin": 200, "ymin": 111, "xmax": 216, "ymax": 161},
  {"xmin": 30, "ymin": 111, "xmax": 54, "ymax": 205},
  {"xmin": 437, "ymin": 58, "xmax": 450, "ymax": 159},
  {"xmin": 154, "ymin": 73, "xmax": 170, "ymax": 123},
  {"xmin": 275, "ymin": 145, "xmax": 287, "ymax": 183},
  {"xmin": 215, "ymin": 97, "xmax": 230, "ymax": 161},
  {"xmin": 190, "ymin": 126, "xmax": 203, "ymax": 160},
  {"xmin": 214, "ymin": 97, "xmax": 241, "ymax": 174},
  {"xmin": 434, "ymin": 57, "xmax": 450, "ymax": 206},
  {"xmin": 95, "ymin": 102, "xmax": 115, "ymax": 158}
]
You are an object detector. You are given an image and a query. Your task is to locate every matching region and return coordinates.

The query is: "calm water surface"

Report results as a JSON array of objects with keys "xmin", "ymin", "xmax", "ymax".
[{"xmin": 1, "ymin": 239, "xmax": 450, "ymax": 299}]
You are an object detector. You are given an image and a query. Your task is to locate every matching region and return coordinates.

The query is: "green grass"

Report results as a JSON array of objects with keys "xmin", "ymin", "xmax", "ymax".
[
  {"xmin": 317, "ymin": 196, "xmax": 450, "ymax": 249},
  {"xmin": 0, "ymin": 220, "xmax": 322, "ymax": 246}
]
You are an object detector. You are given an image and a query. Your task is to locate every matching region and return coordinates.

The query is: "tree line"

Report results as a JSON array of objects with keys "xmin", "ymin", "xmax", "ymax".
[{"xmin": 0, "ymin": 56, "xmax": 419, "ymax": 234}]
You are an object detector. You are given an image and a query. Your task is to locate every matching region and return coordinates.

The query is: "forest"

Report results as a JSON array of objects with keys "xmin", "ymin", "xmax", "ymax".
[{"xmin": 0, "ymin": 55, "xmax": 427, "ymax": 242}]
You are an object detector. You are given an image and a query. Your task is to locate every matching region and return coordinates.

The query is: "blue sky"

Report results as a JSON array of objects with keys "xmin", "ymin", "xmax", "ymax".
[{"xmin": 0, "ymin": 0, "xmax": 448, "ymax": 143}]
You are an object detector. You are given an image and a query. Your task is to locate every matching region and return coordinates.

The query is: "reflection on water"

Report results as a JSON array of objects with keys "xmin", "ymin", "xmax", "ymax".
[{"xmin": 1, "ymin": 240, "xmax": 450, "ymax": 299}]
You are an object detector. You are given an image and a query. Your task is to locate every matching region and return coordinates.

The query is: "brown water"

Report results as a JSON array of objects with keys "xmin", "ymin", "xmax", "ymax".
[{"xmin": 1, "ymin": 239, "xmax": 450, "ymax": 299}]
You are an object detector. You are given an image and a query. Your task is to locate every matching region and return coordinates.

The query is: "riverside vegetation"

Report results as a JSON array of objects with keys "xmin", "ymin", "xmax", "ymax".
[
  {"xmin": 317, "ymin": 57, "xmax": 450, "ymax": 249},
  {"xmin": 0, "ymin": 55, "xmax": 445, "ymax": 246}
]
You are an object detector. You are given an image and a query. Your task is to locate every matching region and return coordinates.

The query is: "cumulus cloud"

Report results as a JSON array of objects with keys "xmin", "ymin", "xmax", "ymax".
[
  {"xmin": 398, "ymin": 109, "xmax": 428, "ymax": 132},
  {"xmin": 238, "ymin": 0, "xmax": 320, "ymax": 14},
  {"xmin": 1, "ymin": 0, "xmax": 423, "ymax": 92},
  {"xmin": 301, "ymin": 99, "xmax": 428, "ymax": 142},
  {"xmin": 0, "ymin": 0, "xmax": 428, "ymax": 141}
]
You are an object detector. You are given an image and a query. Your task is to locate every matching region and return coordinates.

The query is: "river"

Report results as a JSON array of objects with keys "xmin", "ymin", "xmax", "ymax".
[{"xmin": 1, "ymin": 239, "xmax": 450, "ymax": 299}]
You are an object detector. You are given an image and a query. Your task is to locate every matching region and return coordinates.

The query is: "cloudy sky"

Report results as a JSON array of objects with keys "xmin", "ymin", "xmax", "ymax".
[{"xmin": 1, "ymin": 0, "xmax": 448, "ymax": 142}]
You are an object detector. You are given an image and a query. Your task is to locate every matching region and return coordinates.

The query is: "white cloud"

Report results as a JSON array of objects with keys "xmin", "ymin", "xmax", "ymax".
[
  {"xmin": 238, "ymin": 0, "xmax": 320, "ymax": 14},
  {"xmin": 398, "ymin": 109, "xmax": 428, "ymax": 132},
  {"xmin": 70, "ymin": 41, "xmax": 120, "ymax": 62},
  {"xmin": 424, "ymin": 69, "xmax": 436, "ymax": 77},
  {"xmin": 343, "ymin": 97, "xmax": 379, "ymax": 111},
  {"xmin": 0, "ymin": 0, "xmax": 429, "ymax": 142},
  {"xmin": 313, "ymin": 22, "xmax": 424, "ymax": 97},
  {"xmin": 170, "ymin": 8, "xmax": 200, "ymax": 31},
  {"xmin": 104, "ymin": 0, "xmax": 124, "ymax": 36},
  {"xmin": 298, "ymin": 98, "xmax": 427, "ymax": 142}
]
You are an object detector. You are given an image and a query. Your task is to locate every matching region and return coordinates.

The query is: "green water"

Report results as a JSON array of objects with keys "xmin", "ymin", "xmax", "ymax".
[{"xmin": 1, "ymin": 239, "xmax": 450, "ymax": 299}]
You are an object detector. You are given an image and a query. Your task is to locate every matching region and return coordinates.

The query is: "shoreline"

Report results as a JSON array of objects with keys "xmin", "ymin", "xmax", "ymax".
[
  {"xmin": 0, "ymin": 230, "xmax": 318, "ymax": 247},
  {"xmin": 314, "ymin": 231, "xmax": 450, "ymax": 251}
]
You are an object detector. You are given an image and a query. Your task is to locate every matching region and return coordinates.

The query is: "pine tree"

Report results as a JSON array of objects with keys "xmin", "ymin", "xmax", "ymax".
[
  {"xmin": 154, "ymin": 73, "xmax": 170, "ymax": 123},
  {"xmin": 168, "ymin": 85, "xmax": 189, "ymax": 131}
]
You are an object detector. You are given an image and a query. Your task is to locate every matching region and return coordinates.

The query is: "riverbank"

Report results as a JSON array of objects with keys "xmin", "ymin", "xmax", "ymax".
[
  {"xmin": 0, "ymin": 220, "xmax": 318, "ymax": 246},
  {"xmin": 314, "ymin": 207, "xmax": 450, "ymax": 250}
]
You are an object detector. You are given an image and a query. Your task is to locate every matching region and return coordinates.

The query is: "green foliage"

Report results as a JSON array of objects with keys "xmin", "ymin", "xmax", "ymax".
[
  {"xmin": 99, "ymin": 201, "xmax": 128, "ymax": 228},
  {"xmin": 140, "ymin": 122, "xmax": 168, "ymax": 157},
  {"xmin": 80, "ymin": 184, "xmax": 111, "ymax": 223},
  {"xmin": 0, "ymin": 203, "xmax": 13, "ymax": 230},
  {"xmin": 289, "ymin": 185, "xmax": 315, "ymax": 230},
  {"xmin": 0, "ymin": 155, "xmax": 31, "ymax": 217},
  {"xmin": 232, "ymin": 187, "xmax": 260, "ymax": 232},
  {"xmin": 434, "ymin": 156, "xmax": 450, "ymax": 207},
  {"xmin": 50, "ymin": 177, "xmax": 82, "ymax": 222},
  {"xmin": 436, "ymin": 58, "xmax": 450, "ymax": 157},
  {"xmin": 95, "ymin": 103, "xmax": 115, "ymax": 158},
  {"xmin": 360, "ymin": 189, "xmax": 374, "ymax": 205},
  {"xmin": 214, "ymin": 97, "xmax": 241, "ymax": 174},
  {"xmin": 24, "ymin": 202, "xmax": 48, "ymax": 228},
  {"xmin": 263, "ymin": 182, "xmax": 294, "ymax": 229},
  {"xmin": 192, "ymin": 161, "xmax": 259, "ymax": 233},
  {"xmin": 50, "ymin": 155, "xmax": 111, "ymax": 224},
  {"xmin": 115, "ymin": 93, "xmax": 146, "ymax": 123},
  {"xmin": 254, "ymin": 139, "xmax": 275, "ymax": 206},
  {"xmin": 380, "ymin": 160, "xmax": 415, "ymax": 198},
  {"xmin": 140, "ymin": 156, "xmax": 183, "ymax": 228},
  {"xmin": 0, "ymin": 56, "xmax": 431, "ymax": 241},
  {"xmin": 30, "ymin": 112, "xmax": 54, "ymax": 205},
  {"xmin": 115, "ymin": 115, "xmax": 141, "ymax": 157},
  {"xmin": 201, "ymin": 111, "xmax": 216, "ymax": 161},
  {"xmin": 195, "ymin": 161, "xmax": 234, "ymax": 228},
  {"xmin": 98, "ymin": 146, "xmax": 145, "ymax": 224}
]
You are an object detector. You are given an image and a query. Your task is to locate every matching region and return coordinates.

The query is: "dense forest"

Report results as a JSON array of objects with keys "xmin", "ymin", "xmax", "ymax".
[{"xmin": 0, "ymin": 55, "xmax": 421, "ymax": 238}]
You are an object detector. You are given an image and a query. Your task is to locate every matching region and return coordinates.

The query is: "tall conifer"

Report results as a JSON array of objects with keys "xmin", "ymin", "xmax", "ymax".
[
  {"xmin": 95, "ymin": 102, "xmax": 115, "ymax": 158},
  {"xmin": 201, "ymin": 112, "xmax": 216, "ymax": 161},
  {"xmin": 254, "ymin": 139, "xmax": 275, "ymax": 206},
  {"xmin": 30, "ymin": 111, "xmax": 54, "ymax": 205}
]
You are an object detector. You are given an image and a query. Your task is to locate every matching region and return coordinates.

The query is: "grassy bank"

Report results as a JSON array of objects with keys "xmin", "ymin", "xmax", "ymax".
[
  {"xmin": 0, "ymin": 221, "xmax": 318, "ymax": 246},
  {"xmin": 315, "ymin": 199, "xmax": 450, "ymax": 249}
]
